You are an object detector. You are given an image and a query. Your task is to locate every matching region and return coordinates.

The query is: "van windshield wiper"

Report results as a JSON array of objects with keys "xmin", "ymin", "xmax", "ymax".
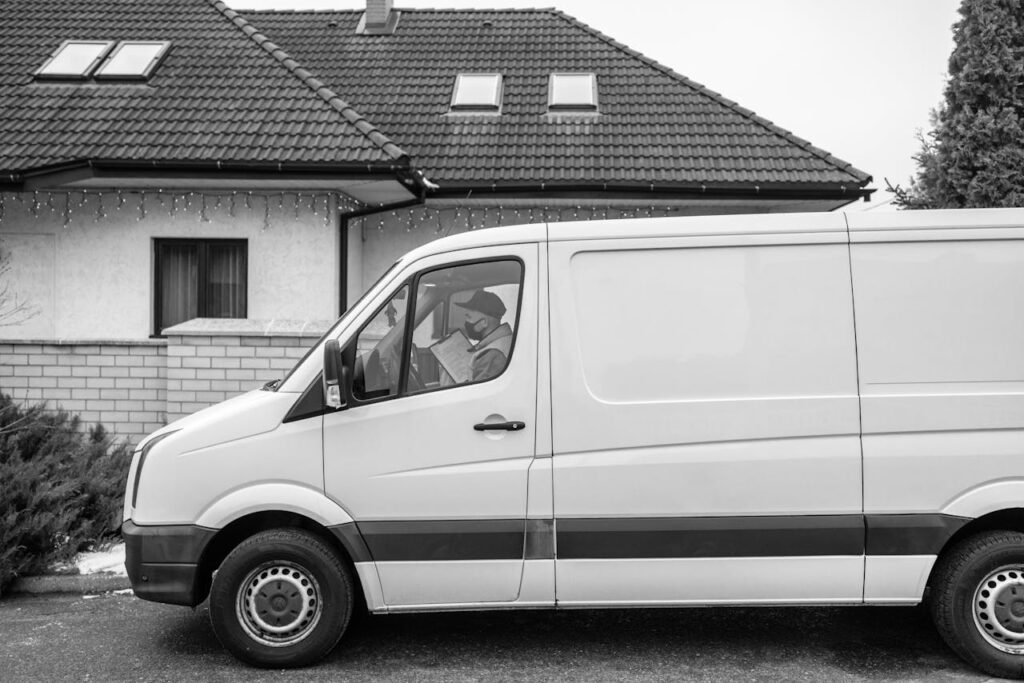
[{"xmin": 261, "ymin": 379, "xmax": 281, "ymax": 392}]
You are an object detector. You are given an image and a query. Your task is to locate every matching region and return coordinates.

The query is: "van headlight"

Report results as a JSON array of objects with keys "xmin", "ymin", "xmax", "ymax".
[{"xmin": 131, "ymin": 430, "xmax": 178, "ymax": 508}]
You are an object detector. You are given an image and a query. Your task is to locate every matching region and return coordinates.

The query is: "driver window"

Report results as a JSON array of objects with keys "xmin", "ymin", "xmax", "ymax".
[
  {"xmin": 406, "ymin": 260, "xmax": 522, "ymax": 394},
  {"xmin": 351, "ymin": 285, "xmax": 409, "ymax": 401}
]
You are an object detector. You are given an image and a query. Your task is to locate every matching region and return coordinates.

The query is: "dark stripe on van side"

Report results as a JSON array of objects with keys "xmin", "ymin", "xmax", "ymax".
[
  {"xmin": 555, "ymin": 515, "xmax": 865, "ymax": 559},
  {"xmin": 357, "ymin": 519, "xmax": 525, "ymax": 561},
  {"xmin": 347, "ymin": 514, "xmax": 968, "ymax": 562},
  {"xmin": 865, "ymin": 514, "xmax": 970, "ymax": 555}
]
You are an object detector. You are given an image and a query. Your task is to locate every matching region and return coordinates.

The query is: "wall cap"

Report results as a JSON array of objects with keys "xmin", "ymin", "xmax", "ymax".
[
  {"xmin": 0, "ymin": 338, "xmax": 167, "ymax": 347},
  {"xmin": 162, "ymin": 318, "xmax": 332, "ymax": 338}
]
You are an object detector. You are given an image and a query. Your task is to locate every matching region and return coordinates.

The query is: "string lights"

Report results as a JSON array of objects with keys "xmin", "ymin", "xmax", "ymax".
[{"xmin": 0, "ymin": 190, "xmax": 683, "ymax": 240}]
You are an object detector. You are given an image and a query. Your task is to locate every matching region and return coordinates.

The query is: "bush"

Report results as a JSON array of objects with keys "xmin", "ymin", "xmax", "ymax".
[{"xmin": 0, "ymin": 393, "xmax": 132, "ymax": 593}]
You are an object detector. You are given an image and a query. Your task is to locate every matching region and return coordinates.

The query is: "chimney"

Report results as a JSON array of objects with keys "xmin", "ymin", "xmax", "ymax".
[{"xmin": 359, "ymin": 0, "xmax": 399, "ymax": 35}]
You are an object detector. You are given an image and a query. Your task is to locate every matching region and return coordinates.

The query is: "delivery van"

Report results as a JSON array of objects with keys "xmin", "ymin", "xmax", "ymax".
[{"xmin": 124, "ymin": 208, "xmax": 1024, "ymax": 677}]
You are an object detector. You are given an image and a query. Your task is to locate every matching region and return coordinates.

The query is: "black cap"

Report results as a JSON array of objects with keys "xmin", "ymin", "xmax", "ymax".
[{"xmin": 458, "ymin": 289, "xmax": 506, "ymax": 319}]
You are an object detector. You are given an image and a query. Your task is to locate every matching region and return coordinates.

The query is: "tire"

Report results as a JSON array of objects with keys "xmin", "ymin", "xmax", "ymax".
[
  {"xmin": 930, "ymin": 530, "xmax": 1024, "ymax": 679},
  {"xmin": 208, "ymin": 529, "xmax": 354, "ymax": 668}
]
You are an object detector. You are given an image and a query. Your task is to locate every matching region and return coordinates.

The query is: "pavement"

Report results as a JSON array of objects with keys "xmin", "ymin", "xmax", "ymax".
[
  {"xmin": 0, "ymin": 592, "xmax": 996, "ymax": 682},
  {"xmin": 0, "ymin": 546, "xmax": 1005, "ymax": 680}
]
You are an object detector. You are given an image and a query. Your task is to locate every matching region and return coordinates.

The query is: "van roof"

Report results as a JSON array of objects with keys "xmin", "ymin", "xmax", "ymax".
[{"xmin": 403, "ymin": 207, "xmax": 1024, "ymax": 262}]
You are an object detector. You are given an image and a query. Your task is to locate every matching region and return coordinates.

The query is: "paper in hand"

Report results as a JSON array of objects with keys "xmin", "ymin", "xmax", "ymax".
[{"xmin": 429, "ymin": 329, "xmax": 474, "ymax": 384}]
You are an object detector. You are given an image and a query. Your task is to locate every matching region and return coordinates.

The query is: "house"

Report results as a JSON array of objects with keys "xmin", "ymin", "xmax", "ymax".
[{"xmin": 0, "ymin": 0, "xmax": 872, "ymax": 442}]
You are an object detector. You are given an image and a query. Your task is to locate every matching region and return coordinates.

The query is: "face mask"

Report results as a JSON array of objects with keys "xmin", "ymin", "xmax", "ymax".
[{"xmin": 464, "ymin": 319, "xmax": 485, "ymax": 341}]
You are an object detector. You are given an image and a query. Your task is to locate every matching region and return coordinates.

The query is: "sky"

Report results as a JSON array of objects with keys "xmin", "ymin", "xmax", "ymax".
[{"xmin": 225, "ymin": 0, "xmax": 962, "ymax": 211}]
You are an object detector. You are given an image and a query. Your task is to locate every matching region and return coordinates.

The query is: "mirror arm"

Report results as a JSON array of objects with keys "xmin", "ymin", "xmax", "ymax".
[{"xmin": 323, "ymin": 339, "xmax": 346, "ymax": 410}]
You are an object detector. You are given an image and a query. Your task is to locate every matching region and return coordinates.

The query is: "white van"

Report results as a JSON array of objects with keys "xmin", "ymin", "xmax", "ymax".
[{"xmin": 124, "ymin": 208, "xmax": 1024, "ymax": 677}]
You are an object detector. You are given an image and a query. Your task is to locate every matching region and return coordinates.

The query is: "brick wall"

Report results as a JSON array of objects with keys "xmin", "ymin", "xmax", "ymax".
[
  {"xmin": 0, "ymin": 340, "xmax": 167, "ymax": 443},
  {"xmin": 1, "ymin": 320, "xmax": 327, "ymax": 444},
  {"xmin": 163, "ymin": 319, "xmax": 329, "ymax": 423}
]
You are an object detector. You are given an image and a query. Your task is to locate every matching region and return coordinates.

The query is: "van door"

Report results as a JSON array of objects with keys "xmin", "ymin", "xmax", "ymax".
[
  {"xmin": 548, "ymin": 222, "xmax": 864, "ymax": 606},
  {"xmin": 323, "ymin": 245, "xmax": 539, "ymax": 608}
]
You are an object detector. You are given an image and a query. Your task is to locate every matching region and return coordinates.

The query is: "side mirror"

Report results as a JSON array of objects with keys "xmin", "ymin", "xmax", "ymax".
[{"xmin": 323, "ymin": 339, "xmax": 347, "ymax": 409}]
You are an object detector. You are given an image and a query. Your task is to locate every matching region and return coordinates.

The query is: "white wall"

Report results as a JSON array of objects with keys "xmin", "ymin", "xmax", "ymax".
[{"xmin": 0, "ymin": 191, "xmax": 339, "ymax": 340}]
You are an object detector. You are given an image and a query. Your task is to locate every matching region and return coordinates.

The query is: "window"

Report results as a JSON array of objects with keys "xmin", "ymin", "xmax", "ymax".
[
  {"xmin": 95, "ymin": 41, "xmax": 171, "ymax": 80},
  {"xmin": 35, "ymin": 41, "xmax": 114, "ymax": 80},
  {"xmin": 154, "ymin": 239, "xmax": 247, "ymax": 335},
  {"xmin": 451, "ymin": 73, "xmax": 503, "ymax": 112},
  {"xmin": 35, "ymin": 40, "xmax": 170, "ymax": 81},
  {"xmin": 346, "ymin": 259, "xmax": 522, "ymax": 403},
  {"xmin": 549, "ymin": 72, "xmax": 598, "ymax": 111}
]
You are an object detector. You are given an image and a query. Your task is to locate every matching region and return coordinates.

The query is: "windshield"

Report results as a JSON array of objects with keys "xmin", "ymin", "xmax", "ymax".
[{"xmin": 272, "ymin": 260, "xmax": 401, "ymax": 390}]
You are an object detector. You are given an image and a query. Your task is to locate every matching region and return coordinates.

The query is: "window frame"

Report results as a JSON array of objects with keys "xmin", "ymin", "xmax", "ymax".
[
  {"xmin": 450, "ymin": 73, "xmax": 504, "ymax": 113},
  {"xmin": 35, "ymin": 40, "xmax": 116, "ymax": 81},
  {"xmin": 343, "ymin": 256, "xmax": 525, "ymax": 408},
  {"xmin": 548, "ymin": 72, "xmax": 599, "ymax": 112},
  {"xmin": 94, "ymin": 41, "xmax": 172, "ymax": 81},
  {"xmin": 152, "ymin": 238, "xmax": 248, "ymax": 337}
]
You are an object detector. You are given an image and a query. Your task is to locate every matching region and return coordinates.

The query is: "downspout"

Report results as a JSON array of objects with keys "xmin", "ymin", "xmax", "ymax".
[{"xmin": 336, "ymin": 169, "xmax": 434, "ymax": 315}]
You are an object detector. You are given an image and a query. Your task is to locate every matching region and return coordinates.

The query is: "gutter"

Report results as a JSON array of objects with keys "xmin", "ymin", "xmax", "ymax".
[
  {"xmin": 1, "ymin": 158, "xmax": 432, "ymax": 197},
  {"xmin": 428, "ymin": 181, "xmax": 874, "ymax": 202}
]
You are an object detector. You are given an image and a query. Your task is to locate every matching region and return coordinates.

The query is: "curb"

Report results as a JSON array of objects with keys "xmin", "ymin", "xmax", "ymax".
[{"xmin": 8, "ymin": 573, "xmax": 131, "ymax": 596}]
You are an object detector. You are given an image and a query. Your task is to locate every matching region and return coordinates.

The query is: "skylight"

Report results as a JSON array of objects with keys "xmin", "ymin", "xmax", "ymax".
[
  {"xmin": 36, "ymin": 41, "xmax": 114, "ymax": 80},
  {"xmin": 95, "ymin": 41, "xmax": 171, "ymax": 80},
  {"xmin": 451, "ymin": 74, "xmax": 503, "ymax": 112},
  {"xmin": 35, "ymin": 40, "xmax": 171, "ymax": 81},
  {"xmin": 549, "ymin": 73, "xmax": 598, "ymax": 111}
]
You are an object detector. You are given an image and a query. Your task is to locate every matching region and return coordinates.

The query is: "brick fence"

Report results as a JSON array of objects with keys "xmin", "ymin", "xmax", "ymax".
[
  {"xmin": 0, "ymin": 340, "xmax": 167, "ymax": 442},
  {"xmin": 1, "ymin": 319, "xmax": 329, "ymax": 444}
]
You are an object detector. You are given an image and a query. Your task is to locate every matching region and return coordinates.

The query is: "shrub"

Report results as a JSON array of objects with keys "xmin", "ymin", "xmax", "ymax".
[{"xmin": 0, "ymin": 393, "xmax": 132, "ymax": 593}]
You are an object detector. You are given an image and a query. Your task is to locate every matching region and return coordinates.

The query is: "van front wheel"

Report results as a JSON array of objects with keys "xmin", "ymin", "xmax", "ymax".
[
  {"xmin": 930, "ymin": 530, "xmax": 1024, "ymax": 679},
  {"xmin": 209, "ymin": 529, "xmax": 354, "ymax": 668}
]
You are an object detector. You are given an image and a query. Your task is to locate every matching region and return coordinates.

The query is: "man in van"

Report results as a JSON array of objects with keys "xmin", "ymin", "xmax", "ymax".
[{"xmin": 459, "ymin": 289, "xmax": 513, "ymax": 382}]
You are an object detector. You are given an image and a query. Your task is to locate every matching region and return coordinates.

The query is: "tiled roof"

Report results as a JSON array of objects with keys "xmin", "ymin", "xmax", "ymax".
[
  {"xmin": 243, "ymin": 8, "xmax": 871, "ymax": 192},
  {"xmin": 0, "ymin": 0, "xmax": 408, "ymax": 177}
]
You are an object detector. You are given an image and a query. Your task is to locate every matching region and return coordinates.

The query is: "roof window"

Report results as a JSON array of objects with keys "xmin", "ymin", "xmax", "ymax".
[
  {"xmin": 35, "ymin": 41, "xmax": 115, "ymax": 80},
  {"xmin": 451, "ymin": 73, "xmax": 503, "ymax": 112},
  {"xmin": 95, "ymin": 41, "xmax": 171, "ymax": 80},
  {"xmin": 35, "ymin": 40, "xmax": 170, "ymax": 81},
  {"xmin": 549, "ymin": 73, "xmax": 598, "ymax": 111}
]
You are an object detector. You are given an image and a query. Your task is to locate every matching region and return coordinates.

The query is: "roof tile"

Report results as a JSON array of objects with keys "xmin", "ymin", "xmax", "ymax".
[
  {"xmin": 244, "ymin": 7, "xmax": 869, "ymax": 189},
  {"xmin": 0, "ymin": 0, "xmax": 407, "ymax": 175}
]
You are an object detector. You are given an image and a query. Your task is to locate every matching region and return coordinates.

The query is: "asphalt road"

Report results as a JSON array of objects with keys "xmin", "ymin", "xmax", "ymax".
[{"xmin": 0, "ymin": 593, "xmax": 1002, "ymax": 682}]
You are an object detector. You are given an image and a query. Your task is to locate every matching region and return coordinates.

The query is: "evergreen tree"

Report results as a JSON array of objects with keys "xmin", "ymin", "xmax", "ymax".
[{"xmin": 892, "ymin": 0, "xmax": 1024, "ymax": 208}]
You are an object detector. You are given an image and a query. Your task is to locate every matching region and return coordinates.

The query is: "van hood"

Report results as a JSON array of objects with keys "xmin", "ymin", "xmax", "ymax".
[{"xmin": 139, "ymin": 389, "xmax": 300, "ymax": 455}]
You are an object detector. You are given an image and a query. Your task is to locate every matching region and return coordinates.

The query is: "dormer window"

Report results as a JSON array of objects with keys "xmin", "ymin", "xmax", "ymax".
[
  {"xmin": 35, "ymin": 40, "xmax": 171, "ymax": 82},
  {"xmin": 95, "ymin": 41, "xmax": 171, "ymax": 80},
  {"xmin": 549, "ymin": 72, "xmax": 598, "ymax": 112},
  {"xmin": 35, "ymin": 41, "xmax": 115, "ymax": 80},
  {"xmin": 451, "ymin": 73, "xmax": 503, "ymax": 112}
]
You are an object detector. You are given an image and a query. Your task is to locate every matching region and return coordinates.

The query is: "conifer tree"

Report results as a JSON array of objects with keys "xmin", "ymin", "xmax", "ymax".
[{"xmin": 893, "ymin": 0, "xmax": 1024, "ymax": 208}]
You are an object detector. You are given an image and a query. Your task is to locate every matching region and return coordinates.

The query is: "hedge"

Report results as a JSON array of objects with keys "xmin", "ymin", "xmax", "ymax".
[{"xmin": 0, "ymin": 393, "xmax": 131, "ymax": 593}]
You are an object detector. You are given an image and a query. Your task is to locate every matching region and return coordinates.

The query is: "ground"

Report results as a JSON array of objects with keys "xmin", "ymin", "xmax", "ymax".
[{"xmin": 0, "ymin": 594, "xmax": 996, "ymax": 682}]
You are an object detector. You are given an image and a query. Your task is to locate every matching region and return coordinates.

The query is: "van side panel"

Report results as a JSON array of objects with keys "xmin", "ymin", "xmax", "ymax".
[
  {"xmin": 550, "ymin": 233, "xmax": 864, "ymax": 604},
  {"xmin": 852, "ymin": 234, "xmax": 1024, "ymax": 601}
]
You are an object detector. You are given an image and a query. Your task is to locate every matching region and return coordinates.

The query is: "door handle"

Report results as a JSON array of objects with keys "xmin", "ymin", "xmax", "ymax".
[{"xmin": 473, "ymin": 421, "xmax": 526, "ymax": 432}]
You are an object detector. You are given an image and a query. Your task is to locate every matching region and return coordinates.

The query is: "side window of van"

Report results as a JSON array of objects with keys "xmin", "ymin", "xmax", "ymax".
[
  {"xmin": 407, "ymin": 260, "xmax": 522, "ymax": 394},
  {"xmin": 350, "ymin": 284, "xmax": 409, "ymax": 401}
]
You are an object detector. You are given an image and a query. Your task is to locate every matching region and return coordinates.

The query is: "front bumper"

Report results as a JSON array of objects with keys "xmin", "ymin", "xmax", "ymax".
[{"xmin": 122, "ymin": 520, "xmax": 216, "ymax": 606}]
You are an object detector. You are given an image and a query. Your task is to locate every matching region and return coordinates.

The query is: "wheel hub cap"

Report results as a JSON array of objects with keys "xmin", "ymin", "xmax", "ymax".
[
  {"xmin": 236, "ymin": 563, "xmax": 323, "ymax": 647},
  {"xmin": 973, "ymin": 566, "xmax": 1024, "ymax": 653}
]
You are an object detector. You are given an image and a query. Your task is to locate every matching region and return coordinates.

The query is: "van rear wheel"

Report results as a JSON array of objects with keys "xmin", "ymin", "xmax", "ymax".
[
  {"xmin": 930, "ymin": 530, "xmax": 1024, "ymax": 679},
  {"xmin": 209, "ymin": 529, "xmax": 353, "ymax": 668}
]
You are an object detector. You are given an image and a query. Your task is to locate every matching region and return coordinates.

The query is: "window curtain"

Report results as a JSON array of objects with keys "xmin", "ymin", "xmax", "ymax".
[
  {"xmin": 206, "ymin": 243, "xmax": 246, "ymax": 318},
  {"xmin": 159, "ymin": 244, "xmax": 198, "ymax": 332}
]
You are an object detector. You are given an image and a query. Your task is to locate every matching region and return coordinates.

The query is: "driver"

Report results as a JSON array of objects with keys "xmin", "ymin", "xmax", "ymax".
[{"xmin": 459, "ymin": 289, "xmax": 513, "ymax": 382}]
